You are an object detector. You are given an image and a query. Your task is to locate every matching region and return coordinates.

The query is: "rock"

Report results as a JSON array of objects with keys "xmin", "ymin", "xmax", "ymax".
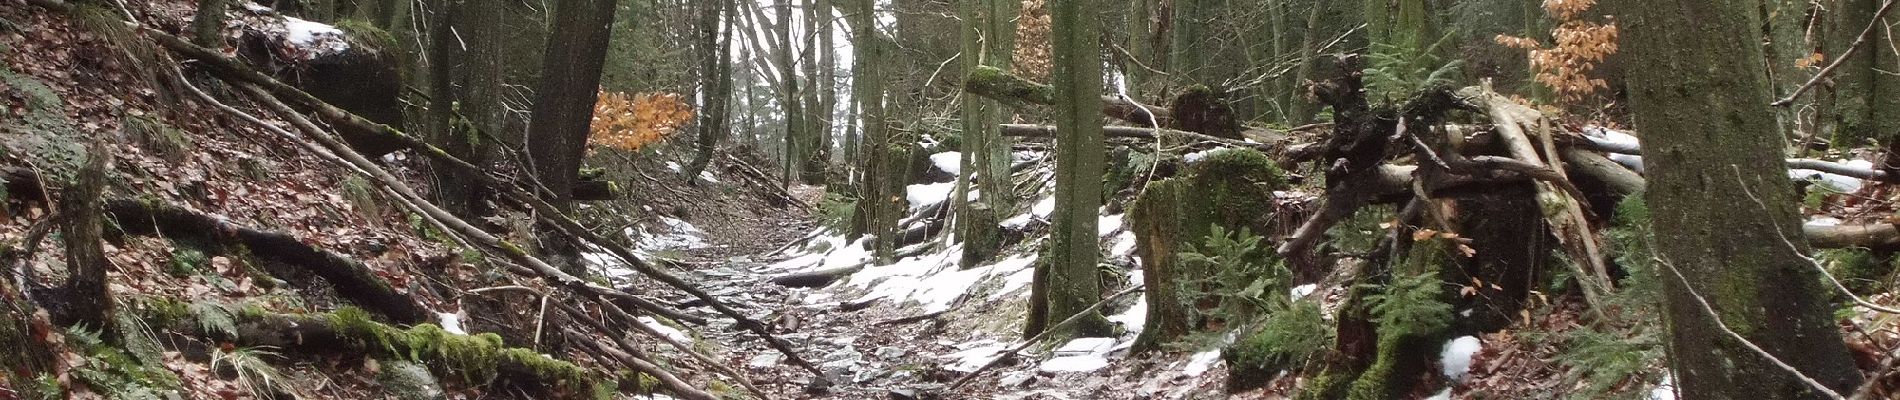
[
  {"xmin": 999, "ymin": 371, "xmax": 1037, "ymax": 387},
  {"xmin": 748, "ymin": 353, "xmax": 784, "ymax": 369},
  {"xmin": 376, "ymin": 360, "xmax": 445, "ymax": 400},
  {"xmin": 875, "ymin": 346, "xmax": 909, "ymax": 359},
  {"xmin": 853, "ymin": 367, "xmax": 887, "ymax": 383},
  {"xmin": 888, "ymin": 388, "xmax": 920, "ymax": 400},
  {"xmin": 1052, "ymin": 337, "xmax": 1118, "ymax": 356}
]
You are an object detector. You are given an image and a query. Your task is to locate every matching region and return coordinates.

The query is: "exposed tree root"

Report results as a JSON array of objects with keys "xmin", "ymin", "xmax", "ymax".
[{"xmin": 105, "ymin": 199, "xmax": 432, "ymax": 324}]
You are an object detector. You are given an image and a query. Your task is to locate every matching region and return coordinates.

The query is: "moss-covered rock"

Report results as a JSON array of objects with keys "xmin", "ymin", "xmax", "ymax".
[{"xmin": 378, "ymin": 360, "xmax": 447, "ymax": 400}]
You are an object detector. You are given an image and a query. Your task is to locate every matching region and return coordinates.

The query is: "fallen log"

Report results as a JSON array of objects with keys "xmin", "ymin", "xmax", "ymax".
[
  {"xmin": 106, "ymin": 199, "xmax": 431, "ymax": 324},
  {"xmin": 1567, "ymin": 132, "xmax": 1896, "ymax": 183},
  {"xmin": 963, "ymin": 67, "xmax": 1295, "ymax": 144},
  {"xmin": 139, "ymin": 301, "xmax": 605, "ymax": 397}
]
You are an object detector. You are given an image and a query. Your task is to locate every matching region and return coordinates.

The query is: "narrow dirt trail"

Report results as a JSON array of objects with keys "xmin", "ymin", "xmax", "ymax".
[{"xmin": 638, "ymin": 183, "xmax": 1234, "ymax": 400}]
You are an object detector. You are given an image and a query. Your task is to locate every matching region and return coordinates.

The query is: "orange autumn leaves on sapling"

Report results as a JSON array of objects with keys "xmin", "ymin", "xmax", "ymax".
[
  {"xmin": 589, "ymin": 90, "xmax": 695, "ymax": 151},
  {"xmin": 1496, "ymin": 0, "xmax": 1619, "ymax": 102}
]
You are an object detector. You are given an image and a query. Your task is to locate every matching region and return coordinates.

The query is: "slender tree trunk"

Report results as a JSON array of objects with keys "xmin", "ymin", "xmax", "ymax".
[
  {"xmin": 801, "ymin": 0, "xmax": 830, "ymax": 184},
  {"xmin": 957, "ymin": 0, "xmax": 1019, "ymax": 268},
  {"xmin": 191, "ymin": 0, "xmax": 231, "ymax": 48},
  {"xmin": 775, "ymin": 0, "xmax": 805, "ymax": 187},
  {"xmin": 841, "ymin": 0, "xmax": 896, "ymax": 261},
  {"xmin": 1619, "ymin": 1, "xmax": 1863, "ymax": 398},
  {"xmin": 685, "ymin": 0, "xmax": 733, "ymax": 180},
  {"xmin": 426, "ymin": 0, "xmax": 503, "ymax": 218},
  {"xmin": 1042, "ymin": 0, "xmax": 1113, "ymax": 338}
]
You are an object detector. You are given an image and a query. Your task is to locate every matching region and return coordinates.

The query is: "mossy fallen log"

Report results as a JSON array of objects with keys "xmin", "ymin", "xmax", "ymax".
[{"xmin": 137, "ymin": 302, "xmax": 601, "ymax": 397}]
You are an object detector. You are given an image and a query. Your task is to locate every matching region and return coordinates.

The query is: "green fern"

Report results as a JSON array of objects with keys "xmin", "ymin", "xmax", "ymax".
[
  {"xmin": 1177, "ymin": 225, "xmax": 1289, "ymax": 323},
  {"xmin": 1364, "ymin": 33, "xmax": 1466, "ymax": 103},
  {"xmin": 1364, "ymin": 271, "xmax": 1452, "ymax": 337},
  {"xmin": 211, "ymin": 346, "xmax": 296, "ymax": 399}
]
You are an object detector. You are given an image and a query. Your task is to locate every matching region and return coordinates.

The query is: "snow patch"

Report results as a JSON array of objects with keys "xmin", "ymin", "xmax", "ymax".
[
  {"xmin": 1098, "ymin": 214, "xmax": 1125, "ymax": 237},
  {"xmin": 1650, "ymin": 373, "xmax": 1678, "ymax": 400},
  {"xmin": 282, "ymin": 17, "xmax": 350, "ymax": 58},
  {"xmin": 1439, "ymin": 335, "xmax": 1482, "ymax": 382},
  {"xmin": 1107, "ymin": 293, "xmax": 1148, "ymax": 333},
  {"xmin": 930, "ymin": 151, "xmax": 963, "ymax": 176},
  {"xmin": 698, "ymin": 170, "xmax": 720, "ymax": 183},
  {"xmin": 906, "ymin": 182, "xmax": 957, "ymax": 211},
  {"xmin": 1805, "ymin": 216, "xmax": 1844, "ymax": 228},
  {"xmin": 1182, "ymin": 350, "xmax": 1222, "ymax": 377},
  {"xmin": 1790, "ymin": 159, "xmax": 1872, "ymax": 193},
  {"xmin": 943, "ymin": 340, "xmax": 1012, "ymax": 372},
  {"xmin": 1031, "ymin": 196, "xmax": 1057, "ymax": 218},
  {"xmin": 1183, "ymin": 149, "xmax": 1219, "ymax": 164},
  {"xmin": 1290, "ymin": 284, "xmax": 1318, "ymax": 300},
  {"xmin": 1038, "ymin": 355, "xmax": 1110, "ymax": 373},
  {"xmin": 437, "ymin": 312, "xmax": 465, "ymax": 335},
  {"xmin": 638, "ymin": 316, "xmax": 693, "ymax": 344},
  {"xmin": 666, "ymin": 161, "xmax": 683, "ymax": 173},
  {"xmin": 635, "ymin": 216, "xmax": 710, "ymax": 252},
  {"xmin": 1110, "ymin": 232, "xmax": 1138, "ymax": 258}
]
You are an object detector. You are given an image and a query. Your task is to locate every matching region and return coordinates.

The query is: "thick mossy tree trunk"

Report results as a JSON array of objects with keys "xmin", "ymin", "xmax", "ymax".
[
  {"xmin": 684, "ymin": 0, "xmax": 733, "ymax": 180},
  {"xmin": 1040, "ymin": 0, "xmax": 1113, "ymax": 338},
  {"xmin": 525, "ymin": 0, "xmax": 618, "ymax": 212},
  {"xmin": 955, "ymin": 0, "xmax": 1019, "ymax": 269},
  {"xmin": 1619, "ymin": 0, "xmax": 1863, "ymax": 398},
  {"xmin": 425, "ymin": 0, "xmax": 504, "ymax": 219}
]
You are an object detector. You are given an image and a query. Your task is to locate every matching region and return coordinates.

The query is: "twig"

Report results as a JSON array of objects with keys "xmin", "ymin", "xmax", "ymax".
[
  {"xmin": 1772, "ymin": 0, "xmax": 1899, "ymax": 107},
  {"xmin": 940, "ymin": 286, "xmax": 1144, "ymax": 393}
]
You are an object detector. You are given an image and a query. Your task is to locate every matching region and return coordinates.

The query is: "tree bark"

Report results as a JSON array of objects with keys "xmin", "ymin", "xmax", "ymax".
[
  {"xmin": 191, "ymin": 0, "xmax": 231, "ymax": 48},
  {"xmin": 684, "ymin": 0, "xmax": 734, "ymax": 181},
  {"xmin": 49, "ymin": 141, "xmax": 111, "ymax": 330},
  {"xmin": 425, "ymin": 0, "xmax": 504, "ymax": 219},
  {"xmin": 1042, "ymin": 0, "xmax": 1113, "ymax": 338},
  {"xmin": 524, "ymin": 0, "xmax": 619, "ymax": 211},
  {"xmin": 1619, "ymin": 0, "xmax": 1863, "ymax": 398},
  {"xmin": 956, "ymin": 0, "xmax": 1020, "ymax": 269}
]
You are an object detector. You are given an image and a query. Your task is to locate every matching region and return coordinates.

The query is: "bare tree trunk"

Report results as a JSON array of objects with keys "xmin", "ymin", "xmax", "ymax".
[
  {"xmin": 425, "ymin": 0, "xmax": 504, "ymax": 218},
  {"xmin": 1619, "ymin": 0, "xmax": 1863, "ymax": 398},
  {"xmin": 50, "ymin": 141, "xmax": 112, "ymax": 330},
  {"xmin": 1040, "ymin": 0, "xmax": 1112, "ymax": 338},
  {"xmin": 685, "ymin": 0, "xmax": 734, "ymax": 180},
  {"xmin": 191, "ymin": 0, "xmax": 230, "ymax": 48},
  {"xmin": 525, "ymin": 0, "xmax": 618, "ymax": 211},
  {"xmin": 956, "ymin": 0, "xmax": 1019, "ymax": 269}
]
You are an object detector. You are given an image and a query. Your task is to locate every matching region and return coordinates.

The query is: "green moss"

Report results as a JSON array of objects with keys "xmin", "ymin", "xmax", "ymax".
[
  {"xmin": 1820, "ymin": 248, "xmax": 1890, "ymax": 294},
  {"xmin": 167, "ymin": 247, "xmax": 209, "ymax": 277},
  {"xmin": 964, "ymin": 65, "xmax": 1056, "ymax": 106},
  {"xmin": 497, "ymin": 348, "xmax": 591, "ymax": 392},
  {"xmin": 332, "ymin": 19, "xmax": 397, "ymax": 53},
  {"xmin": 1225, "ymin": 299, "xmax": 1332, "ymax": 391}
]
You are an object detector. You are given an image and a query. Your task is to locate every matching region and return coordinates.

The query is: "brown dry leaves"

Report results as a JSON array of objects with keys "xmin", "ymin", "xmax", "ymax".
[
  {"xmin": 1497, "ymin": 0, "xmax": 1619, "ymax": 102},
  {"xmin": 589, "ymin": 91, "xmax": 694, "ymax": 152}
]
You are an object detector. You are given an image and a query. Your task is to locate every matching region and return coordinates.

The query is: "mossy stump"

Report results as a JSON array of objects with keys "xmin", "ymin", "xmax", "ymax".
[{"xmin": 1128, "ymin": 148, "xmax": 1286, "ymax": 351}]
